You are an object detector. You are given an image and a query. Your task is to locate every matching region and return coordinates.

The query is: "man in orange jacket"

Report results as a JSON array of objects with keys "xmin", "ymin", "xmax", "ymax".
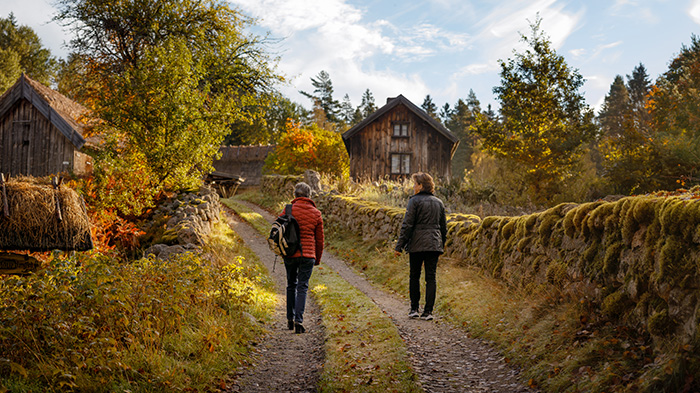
[{"xmin": 281, "ymin": 182, "xmax": 324, "ymax": 333}]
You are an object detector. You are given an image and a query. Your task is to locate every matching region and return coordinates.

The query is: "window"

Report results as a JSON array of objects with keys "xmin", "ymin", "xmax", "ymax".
[
  {"xmin": 392, "ymin": 122, "xmax": 409, "ymax": 137},
  {"xmin": 391, "ymin": 153, "xmax": 411, "ymax": 174}
]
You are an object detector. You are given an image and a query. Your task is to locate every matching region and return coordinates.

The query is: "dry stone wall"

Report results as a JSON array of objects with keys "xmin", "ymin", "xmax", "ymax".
[
  {"xmin": 311, "ymin": 190, "xmax": 700, "ymax": 352},
  {"xmin": 145, "ymin": 186, "xmax": 221, "ymax": 259}
]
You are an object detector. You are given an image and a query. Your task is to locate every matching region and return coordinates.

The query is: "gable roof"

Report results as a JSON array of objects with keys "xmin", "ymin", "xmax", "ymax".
[
  {"xmin": 0, "ymin": 74, "xmax": 87, "ymax": 149},
  {"xmin": 342, "ymin": 94, "xmax": 459, "ymax": 144}
]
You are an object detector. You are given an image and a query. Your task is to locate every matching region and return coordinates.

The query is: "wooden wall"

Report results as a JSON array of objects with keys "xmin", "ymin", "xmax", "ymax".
[
  {"xmin": 0, "ymin": 99, "xmax": 76, "ymax": 177},
  {"xmin": 346, "ymin": 105, "xmax": 454, "ymax": 180},
  {"xmin": 213, "ymin": 145, "xmax": 275, "ymax": 186}
]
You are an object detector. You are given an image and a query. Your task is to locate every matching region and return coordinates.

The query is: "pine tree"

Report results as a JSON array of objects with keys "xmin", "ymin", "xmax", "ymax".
[
  {"xmin": 300, "ymin": 70, "xmax": 340, "ymax": 123},
  {"xmin": 358, "ymin": 88, "xmax": 377, "ymax": 118},
  {"xmin": 472, "ymin": 16, "xmax": 595, "ymax": 202},
  {"xmin": 421, "ymin": 94, "xmax": 438, "ymax": 119}
]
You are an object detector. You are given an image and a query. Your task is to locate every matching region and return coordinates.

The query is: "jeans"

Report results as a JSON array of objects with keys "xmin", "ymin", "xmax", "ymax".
[
  {"xmin": 409, "ymin": 251, "xmax": 439, "ymax": 313},
  {"xmin": 284, "ymin": 257, "xmax": 315, "ymax": 324}
]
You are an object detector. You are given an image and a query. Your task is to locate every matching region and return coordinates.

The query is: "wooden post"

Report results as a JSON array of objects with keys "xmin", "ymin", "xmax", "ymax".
[
  {"xmin": 52, "ymin": 175, "xmax": 63, "ymax": 222},
  {"xmin": 0, "ymin": 173, "xmax": 8, "ymax": 218}
]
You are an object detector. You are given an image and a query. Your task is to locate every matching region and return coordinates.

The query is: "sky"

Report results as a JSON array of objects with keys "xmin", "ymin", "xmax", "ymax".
[{"xmin": 3, "ymin": 0, "xmax": 700, "ymax": 114}]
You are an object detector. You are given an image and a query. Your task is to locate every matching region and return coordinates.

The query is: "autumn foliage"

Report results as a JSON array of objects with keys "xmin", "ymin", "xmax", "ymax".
[{"xmin": 264, "ymin": 120, "xmax": 349, "ymax": 177}]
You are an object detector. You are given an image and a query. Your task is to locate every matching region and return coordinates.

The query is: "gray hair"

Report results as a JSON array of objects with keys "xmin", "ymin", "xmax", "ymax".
[{"xmin": 294, "ymin": 182, "xmax": 311, "ymax": 198}]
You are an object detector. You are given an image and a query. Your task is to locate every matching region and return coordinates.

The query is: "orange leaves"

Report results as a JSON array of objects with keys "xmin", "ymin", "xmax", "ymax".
[{"xmin": 265, "ymin": 120, "xmax": 349, "ymax": 177}]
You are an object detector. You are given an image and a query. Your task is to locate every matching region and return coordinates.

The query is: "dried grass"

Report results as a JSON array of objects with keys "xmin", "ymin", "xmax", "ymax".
[{"xmin": 0, "ymin": 176, "xmax": 92, "ymax": 251}]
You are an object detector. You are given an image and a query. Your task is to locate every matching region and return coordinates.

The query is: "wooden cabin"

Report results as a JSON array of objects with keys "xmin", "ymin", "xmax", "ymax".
[
  {"xmin": 0, "ymin": 74, "xmax": 93, "ymax": 177},
  {"xmin": 342, "ymin": 94, "xmax": 459, "ymax": 180}
]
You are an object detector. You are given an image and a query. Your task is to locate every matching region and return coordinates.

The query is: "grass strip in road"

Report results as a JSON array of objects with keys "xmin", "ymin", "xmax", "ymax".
[{"xmin": 223, "ymin": 197, "xmax": 422, "ymax": 393}]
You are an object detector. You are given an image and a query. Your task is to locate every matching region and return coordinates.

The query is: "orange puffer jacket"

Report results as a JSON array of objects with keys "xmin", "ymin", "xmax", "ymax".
[{"xmin": 281, "ymin": 197, "xmax": 324, "ymax": 264}]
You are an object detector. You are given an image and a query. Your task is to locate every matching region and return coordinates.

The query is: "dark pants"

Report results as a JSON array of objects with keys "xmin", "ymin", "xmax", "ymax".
[
  {"xmin": 284, "ymin": 257, "xmax": 315, "ymax": 324},
  {"xmin": 409, "ymin": 251, "xmax": 439, "ymax": 313}
]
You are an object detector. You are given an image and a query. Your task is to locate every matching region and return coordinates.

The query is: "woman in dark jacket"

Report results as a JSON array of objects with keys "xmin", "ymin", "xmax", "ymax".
[{"xmin": 395, "ymin": 172, "xmax": 447, "ymax": 320}]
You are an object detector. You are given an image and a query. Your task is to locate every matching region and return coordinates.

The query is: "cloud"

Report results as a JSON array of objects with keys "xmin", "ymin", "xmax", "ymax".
[{"xmin": 689, "ymin": 0, "xmax": 700, "ymax": 24}]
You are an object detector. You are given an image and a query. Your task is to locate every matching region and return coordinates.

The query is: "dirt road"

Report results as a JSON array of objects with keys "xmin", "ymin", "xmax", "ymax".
[{"xmin": 226, "ymin": 201, "xmax": 536, "ymax": 393}]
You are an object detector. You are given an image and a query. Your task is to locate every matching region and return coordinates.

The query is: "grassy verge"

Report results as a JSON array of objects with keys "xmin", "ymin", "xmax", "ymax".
[
  {"xmin": 0, "ymin": 220, "xmax": 275, "ymax": 392},
  {"xmin": 224, "ymin": 196, "xmax": 422, "ymax": 393}
]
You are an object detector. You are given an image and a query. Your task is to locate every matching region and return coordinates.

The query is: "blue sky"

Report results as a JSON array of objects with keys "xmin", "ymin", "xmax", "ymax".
[{"xmin": 4, "ymin": 0, "xmax": 700, "ymax": 114}]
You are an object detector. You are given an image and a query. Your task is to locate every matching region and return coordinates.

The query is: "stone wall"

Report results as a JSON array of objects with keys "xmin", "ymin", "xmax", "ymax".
[
  {"xmin": 145, "ymin": 186, "xmax": 221, "ymax": 260},
  {"xmin": 315, "ymin": 190, "xmax": 700, "ymax": 351}
]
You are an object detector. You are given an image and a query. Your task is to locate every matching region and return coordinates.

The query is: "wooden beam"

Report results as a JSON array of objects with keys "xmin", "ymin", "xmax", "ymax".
[
  {"xmin": 0, "ymin": 252, "xmax": 41, "ymax": 275},
  {"xmin": 52, "ymin": 176, "xmax": 63, "ymax": 222},
  {"xmin": 0, "ymin": 173, "xmax": 7, "ymax": 218}
]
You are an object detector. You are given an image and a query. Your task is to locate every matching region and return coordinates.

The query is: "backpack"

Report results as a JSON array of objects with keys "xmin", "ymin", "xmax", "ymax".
[{"xmin": 268, "ymin": 204, "xmax": 301, "ymax": 257}]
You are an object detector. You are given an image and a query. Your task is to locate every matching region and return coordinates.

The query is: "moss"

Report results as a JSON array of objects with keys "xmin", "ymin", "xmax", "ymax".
[
  {"xmin": 481, "ymin": 216, "xmax": 500, "ymax": 228},
  {"xmin": 648, "ymin": 308, "xmax": 675, "ymax": 336},
  {"xmin": 500, "ymin": 220, "xmax": 516, "ymax": 240},
  {"xmin": 537, "ymin": 214, "xmax": 559, "ymax": 244},
  {"xmin": 583, "ymin": 240, "xmax": 600, "ymax": 263},
  {"xmin": 632, "ymin": 197, "xmax": 657, "ymax": 224},
  {"xmin": 658, "ymin": 237, "xmax": 683, "ymax": 283},
  {"xmin": 525, "ymin": 214, "xmax": 538, "ymax": 230},
  {"xmin": 621, "ymin": 202, "xmax": 639, "ymax": 245},
  {"xmin": 545, "ymin": 260, "xmax": 568, "ymax": 285},
  {"xmin": 602, "ymin": 291, "xmax": 630, "ymax": 319},
  {"xmin": 603, "ymin": 241, "xmax": 625, "ymax": 275},
  {"xmin": 562, "ymin": 208, "xmax": 577, "ymax": 238},
  {"xmin": 517, "ymin": 236, "xmax": 532, "ymax": 252},
  {"xmin": 660, "ymin": 199, "xmax": 685, "ymax": 237}
]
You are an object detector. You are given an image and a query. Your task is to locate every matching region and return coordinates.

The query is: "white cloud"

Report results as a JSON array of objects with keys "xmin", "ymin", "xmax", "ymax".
[{"xmin": 689, "ymin": 0, "xmax": 700, "ymax": 24}]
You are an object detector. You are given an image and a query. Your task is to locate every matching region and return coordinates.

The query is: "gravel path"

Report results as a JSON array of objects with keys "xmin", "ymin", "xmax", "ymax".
[
  {"xmin": 226, "ymin": 200, "xmax": 537, "ymax": 393},
  {"xmin": 225, "ymin": 211, "xmax": 324, "ymax": 393}
]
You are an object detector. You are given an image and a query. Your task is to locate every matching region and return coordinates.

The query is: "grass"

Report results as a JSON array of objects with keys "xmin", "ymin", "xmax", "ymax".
[
  {"xmin": 224, "ymin": 195, "xmax": 423, "ymax": 393},
  {"xmin": 0, "ymin": 219, "xmax": 276, "ymax": 392}
]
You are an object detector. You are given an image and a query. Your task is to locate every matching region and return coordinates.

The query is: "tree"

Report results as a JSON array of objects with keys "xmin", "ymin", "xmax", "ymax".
[
  {"xmin": 597, "ymin": 75, "xmax": 656, "ymax": 194},
  {"xmin": 224, "ymin": 93, "xmax": 309, "ymax": 145},
  {"xmin": 264, "ymin": 120, "xmax": 349, "ymax": 177},
  {"xmin": 358, "ymin": 88, "xmax": 377, "ymax": 118},
  {"xmin": 472, "ymin": 16, "xmax": 596, "ymax": 203},
  {"xmin": 300, "ymin": 70, "xmax": 340, "ymax": 123},
  {"xmin": 447, "ymin": 89, "xmax": 481, "ymax": 177},
  {"xmin": 339, "ymin": 94, "xmax": 355, "ymax": 126},
  {"xmin": 421, "ymin": 94, "xmax": 438, "ymax": 119},
  {"xmin": 648, "ymin": 35, "xmax": 700, "ymax": 188},
  {"xmin": 54, "ymin": 0, "xmax": 283, "ymax": 197},
  {"xmin": 439, "ymin": 103, "xmax": 452, "ymax": 124},
  {"xmin": 0, "ymin": 13, "xmax": 56, "ymax": 91}
]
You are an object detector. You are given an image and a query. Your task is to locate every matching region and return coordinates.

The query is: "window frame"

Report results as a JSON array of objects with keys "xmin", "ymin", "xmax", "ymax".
[
  {"xmin": 390, "ymin": 153, "xmax": 411, "ymax": 175},
  {"xmin": 391, "ymin": 121, "xmax": 410, "ymax": 138}
]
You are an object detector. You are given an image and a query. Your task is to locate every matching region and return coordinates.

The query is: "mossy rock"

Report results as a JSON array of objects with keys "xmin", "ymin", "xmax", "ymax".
[
  {"xmin": 602, "ymin": 291, "xmax": 631, "ymax": 319},
  {"xmin": 603, "ymin": 241, "xmax": 625, "ymax": 275},
  {"xmin": 648, "ymin": 308, "xmax": 675, "ymax": 336}
]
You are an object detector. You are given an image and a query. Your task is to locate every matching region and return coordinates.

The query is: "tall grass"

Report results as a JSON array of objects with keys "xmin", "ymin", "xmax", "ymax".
[{"xmin": 0, "ymin": 221, "xmax": 275, "ymax": 392}]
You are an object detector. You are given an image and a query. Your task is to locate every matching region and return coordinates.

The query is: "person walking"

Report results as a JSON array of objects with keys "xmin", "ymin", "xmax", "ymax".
[
  {"xmin": 281, "ymin": 182, "xmax": 324, "ymax": 333},
  {"xmin": 394, "ymin": 172, "xmax": 447, "ymax": 321}
]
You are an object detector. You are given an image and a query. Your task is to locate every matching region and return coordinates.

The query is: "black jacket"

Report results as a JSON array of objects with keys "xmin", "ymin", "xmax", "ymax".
[{"xmin": 395, "ymin": 191, "xmax": 447, "ymax": 254}]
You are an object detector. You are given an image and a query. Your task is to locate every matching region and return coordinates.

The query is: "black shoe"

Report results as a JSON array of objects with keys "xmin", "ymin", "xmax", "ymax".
[
  {"xmin": 288, "ymin": 320, "xmax": 294, "ymax": 330},
  {"xmin": 408, "ymin": 309, "xmax": 420, "ymax": 319},
  {"xmin": 420, "ymin": 312, "xmax": 434, "ymax": 321},
  {"xmin": 295, "ymin": 323, "xmax": 306, "ymax": 334}
]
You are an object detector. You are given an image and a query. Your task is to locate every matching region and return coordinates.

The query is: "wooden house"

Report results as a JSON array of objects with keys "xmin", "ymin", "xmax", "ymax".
[
  {"xmin": 342, "ymin": 94, "xmax": 459, "ymax": 180},
  {"xmin": 0, "ymin": 74, "xmax": 93, "ymax": 177}
]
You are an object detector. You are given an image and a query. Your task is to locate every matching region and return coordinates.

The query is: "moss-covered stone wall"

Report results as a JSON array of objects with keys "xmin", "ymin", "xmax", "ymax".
[
  {"xmin": 261, "ymin": 175, "xmax": 303, "ymax": 200},
  {"xmin": 317, "ymin": 191, "xmax": 700, "ymax": 350}
]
